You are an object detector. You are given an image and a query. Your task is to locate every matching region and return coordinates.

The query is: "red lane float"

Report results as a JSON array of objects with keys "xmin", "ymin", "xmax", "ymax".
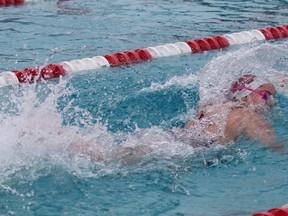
[
  {"xmin": 259, "ymin": 25, "xmax": 288, "ymax": 40},
  {"xmin": 253, "ymin": 207, "xmax": 288, "ymax": 216},
  {"xmin": 0, "ymin": 0, "xmax": 24, "ymax": 5},
  {"xmin": 123, "ymin": 50, "xmax": 141, "ymax": 63},
  {"xmin": 185, "ymin": 36, "xmax": 229, "ymax": 53},
  {"xmin": 185, "ymin": 40, "xmax": 201, "ymax": 53},
  {"xmin": 12, "ymin": 64, "xmax": 65, "ymax": 83},
  {"xmin": 104, "ymin": 49, "xmax": 152, "ymax": 67},
  {"xmin": 0, "ymin": 24, "xmax": 287, "ymax": 87},
  {"xmin": 214, "ymin": 36, "xmax": 230, "ymax": 47},
  {"xmin": 135, "ymin": 49, "xmax": 153, "ymax": 61}
]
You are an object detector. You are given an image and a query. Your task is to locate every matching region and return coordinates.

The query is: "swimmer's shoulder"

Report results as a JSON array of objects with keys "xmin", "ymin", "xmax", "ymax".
[
  {"xmin": 228, "ymin": 106, "xmax": 252, "ymax": 119},
  {"xmin": 227, "ymin": 106, "xmax": 262, "ymax": 128}
]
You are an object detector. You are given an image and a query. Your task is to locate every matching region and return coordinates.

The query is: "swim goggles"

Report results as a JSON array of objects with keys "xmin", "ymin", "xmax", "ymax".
[{"xmin": 230, "ymin": 86, "xmax": 273, "ymax": 103}]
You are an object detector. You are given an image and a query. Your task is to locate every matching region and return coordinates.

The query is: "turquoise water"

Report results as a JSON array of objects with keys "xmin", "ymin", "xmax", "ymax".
[{"xmin": 0, "ymin": 0, "xmax": 288, "ymax": 215}]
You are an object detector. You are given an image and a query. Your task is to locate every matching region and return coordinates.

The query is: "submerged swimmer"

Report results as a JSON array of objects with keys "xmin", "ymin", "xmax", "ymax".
[{"xmin": 73, "ymin": 74, "xmax": 285, "ymax": 164}]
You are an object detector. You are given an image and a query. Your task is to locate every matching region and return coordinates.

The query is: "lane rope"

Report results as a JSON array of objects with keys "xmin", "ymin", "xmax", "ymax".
[{"xmin": 0, "ymin": 24, "xmax": 287, "ymax": 88}]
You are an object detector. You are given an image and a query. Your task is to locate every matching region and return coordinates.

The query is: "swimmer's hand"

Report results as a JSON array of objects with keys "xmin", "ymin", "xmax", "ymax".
[
  {"xmin": 265, "ymin": 140, "xmax": 286, "ymax": 154},
  {"xmin": 278, "ymin": 75, "xmax": 288, "ymax": 87},
  {"xmin": 70, "ymin": 139, "xmax": 105, "ymax": 162},
  {"xmin": 114, "ymin": 145, "xmax": 152, "ymax": 165}
]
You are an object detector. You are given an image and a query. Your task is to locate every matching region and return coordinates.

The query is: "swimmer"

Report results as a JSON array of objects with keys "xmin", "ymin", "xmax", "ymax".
[
  {"xmin": 73, "ymin": 74, "xmax": 286, "ymax": 164},
  {"xmin": 183, "ymin": 74, "xmax": 282, "ymax": 151}
]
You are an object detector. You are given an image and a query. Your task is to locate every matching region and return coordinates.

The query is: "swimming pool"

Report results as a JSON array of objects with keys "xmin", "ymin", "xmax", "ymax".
[{"xmin": 0, "ymin": 0, "xmax": 287, "ymax": 215}]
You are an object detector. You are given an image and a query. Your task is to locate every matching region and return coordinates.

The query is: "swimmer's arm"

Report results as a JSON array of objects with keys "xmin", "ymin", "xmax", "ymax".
[
  {"xmin": 185, "ymin": 111, "xmax": 204, "ymax": 129},
  {"xmin": 242, "ymin": 111, "xmax": 284, "ymax": 152},
  {"xmin": 70, "ymin": 139, "xmax": 105, "ymax": 162},
  {"xmin": 184, "ymin": 119, "xmax": 195, "ymax": 129},
  {"xmin": 71, "ymin": 139, "xmax": 151, "ymax": 164}
]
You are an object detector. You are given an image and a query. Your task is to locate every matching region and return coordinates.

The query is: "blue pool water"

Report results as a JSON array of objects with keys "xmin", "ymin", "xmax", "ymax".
[{"xmin": 0, "ymin": 0, "xmax": 288, "ymax": 215}]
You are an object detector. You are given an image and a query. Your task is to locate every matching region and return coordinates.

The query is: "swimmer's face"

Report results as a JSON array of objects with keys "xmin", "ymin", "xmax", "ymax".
[{"xmin": 244, "ymin": 83, "xmax": 276, "ymax": 110}]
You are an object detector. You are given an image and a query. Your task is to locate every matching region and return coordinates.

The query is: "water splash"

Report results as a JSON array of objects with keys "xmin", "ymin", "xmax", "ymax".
[
  {"xmin": 197, "ymin": 41, "xmax": 288, "ymax": 106},
  {"xmin": 139, "ymin": 72, "xmax": 198, "ymax": 93},
  {"xmin": 0, "ymin": 79, "xmax": 94, "ymax": 180},
  {"xmin": 0, "ymin": 77, "xmax": 199, "ymax": 182}
]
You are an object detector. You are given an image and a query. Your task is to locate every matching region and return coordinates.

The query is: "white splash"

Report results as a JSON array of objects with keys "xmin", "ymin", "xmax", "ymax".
[
  {"xmin": 138, "ymin": 41, "xmax": 288, "ymax": 108},
  {"xmin": 197, "ymin": 41, "xmax": 288, "ymax": 106},
  {"xmin": 139, "ymin": 72, "xmax": 198, "ymax": 93}
]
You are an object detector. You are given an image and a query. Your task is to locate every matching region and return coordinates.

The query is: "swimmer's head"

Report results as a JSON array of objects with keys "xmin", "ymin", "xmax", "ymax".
[
  {"xmin": 225, "ymin": 74, "xmax": 275, "ymax": 100},
  {"xmin": 224, "ymin": 74, "xmax": 276, "ymax": 109}
]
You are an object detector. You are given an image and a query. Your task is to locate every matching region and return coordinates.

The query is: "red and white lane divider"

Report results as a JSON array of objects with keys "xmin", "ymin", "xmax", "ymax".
[{"xmin": 0, "ymin": 24, "xmax": 287, "ymax": 88}]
